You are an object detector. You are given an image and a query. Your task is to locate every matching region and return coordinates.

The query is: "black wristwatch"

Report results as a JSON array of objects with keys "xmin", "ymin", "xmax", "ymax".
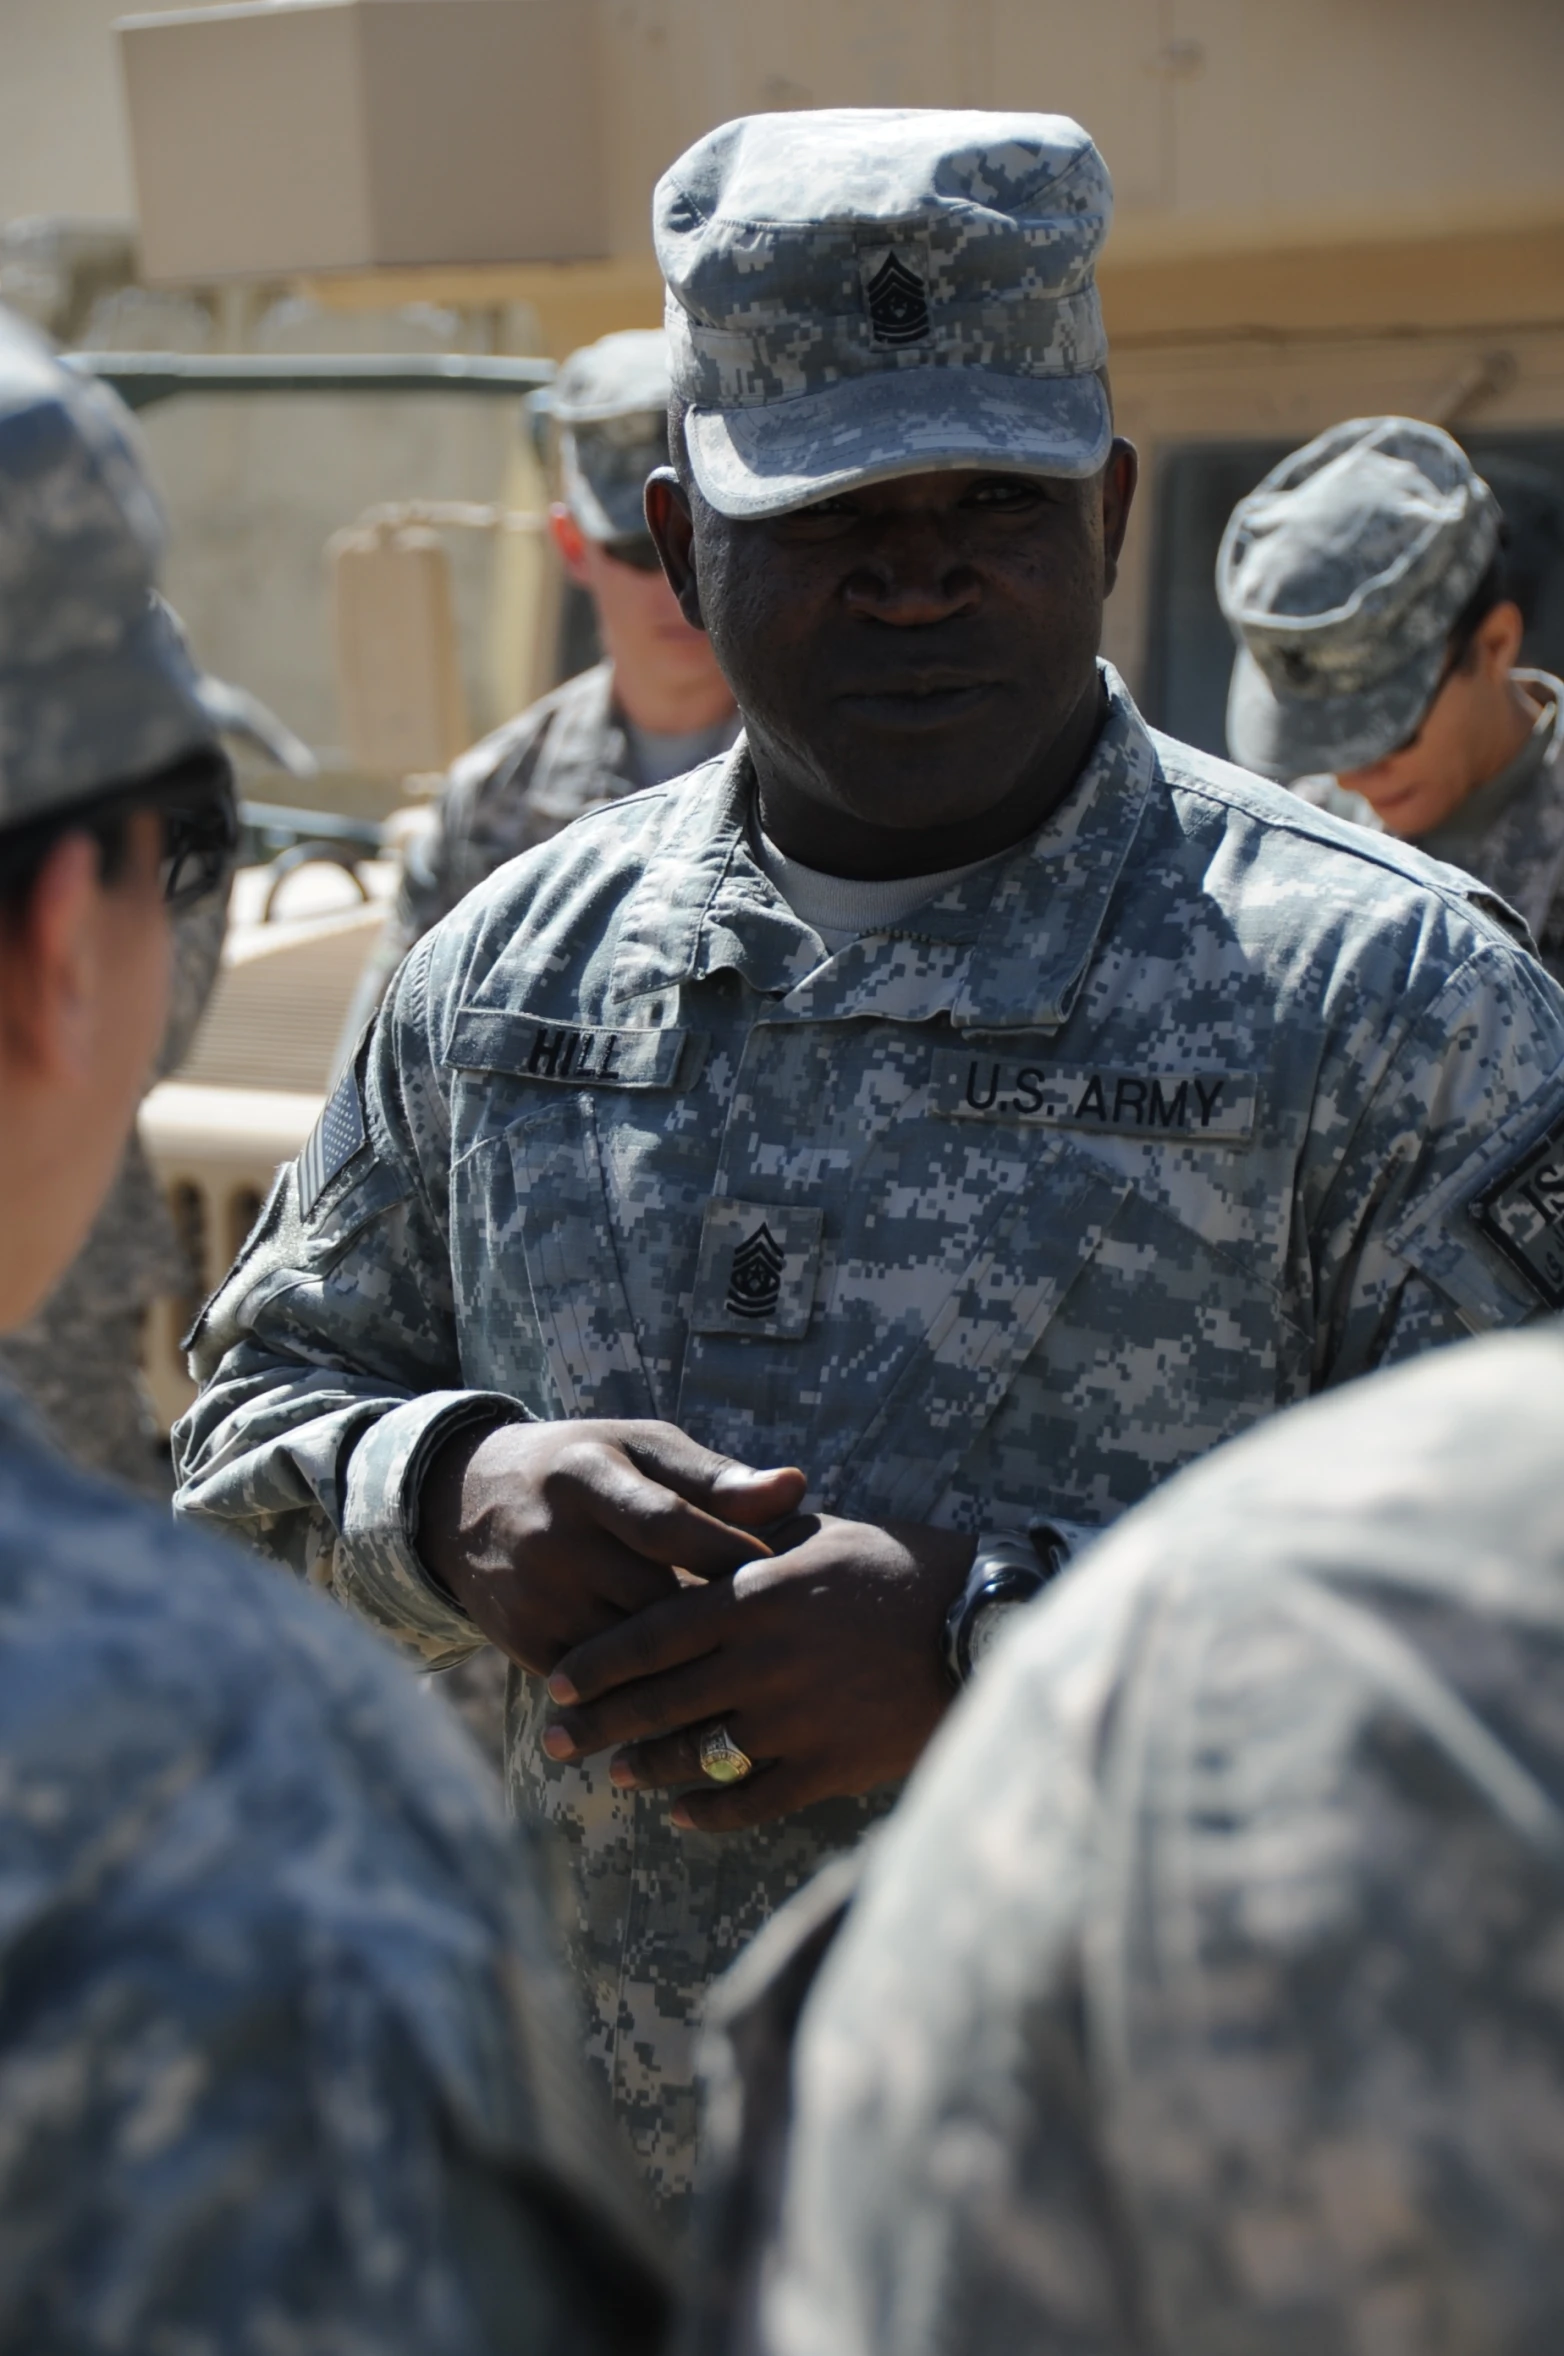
[{"xmin": 942, "ymin": 1525, "xmax": 1072, "ymax": 1687}]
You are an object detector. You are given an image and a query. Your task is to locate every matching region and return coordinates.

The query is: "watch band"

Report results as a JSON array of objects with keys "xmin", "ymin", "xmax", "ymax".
[{"xmin": 943, "ymin": 1528, "xmax": 1070, "ymax": 1689}]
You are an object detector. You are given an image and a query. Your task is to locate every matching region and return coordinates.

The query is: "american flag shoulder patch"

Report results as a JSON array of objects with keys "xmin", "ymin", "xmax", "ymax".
[{"xmin": 298, "ymin": 1066, "xmax": 368, "ymax": 1215}]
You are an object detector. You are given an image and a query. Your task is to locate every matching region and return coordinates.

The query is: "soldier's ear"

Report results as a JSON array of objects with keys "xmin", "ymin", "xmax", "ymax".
[
  {"xmin": 0, "ymin": 829, "xmax": 114, "ymax": 1085},
  {"xmin": 645, "ymin": 469, "xmax": 705, "ymax": 632},
  {"xmin": 1100, "ymin": 438, "xmax": 1139, "ymax": 599},
  {"xmin": 547, "ymin": 503, "xmax": 592, "ymax": 586}
]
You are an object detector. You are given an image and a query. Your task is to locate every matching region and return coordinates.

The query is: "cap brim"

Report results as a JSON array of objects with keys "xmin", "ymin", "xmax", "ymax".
[
  {"xmin": 0, "ymin": 605, "xmax": 220, "ymax": 828},
  {"xmin": 1, "ymin": 602, "xmax": 312, "ymax": 830},
  {"xmin": 561, "ymin": 434, "xmax": 662, "ymax": 543},
  {"xmin": 684, "ymin": 367, "xmax": 1113, "ymax": 521},
  {"xmin": 1225, "ymin": 637, "xmax": 1451, "ymax": 782}
]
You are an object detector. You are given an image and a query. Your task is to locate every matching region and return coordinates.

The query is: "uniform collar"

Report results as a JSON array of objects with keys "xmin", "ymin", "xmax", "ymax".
[{"xmin": 604, "ymin": 664, "xmax": 1160, "ymax": 1031}]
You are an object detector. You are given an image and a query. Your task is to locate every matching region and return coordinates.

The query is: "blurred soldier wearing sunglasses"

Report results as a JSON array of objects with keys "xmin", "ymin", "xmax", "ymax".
[
  {"xmin": 367, "ymin": 328, "xmax": 739, "ymax": 995},
  {"xmin": 0, "ymin": 657, "xmax": 310, "ymax": 1496}
]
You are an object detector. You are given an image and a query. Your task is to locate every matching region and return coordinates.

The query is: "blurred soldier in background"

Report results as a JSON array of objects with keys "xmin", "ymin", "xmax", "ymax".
[
  {"xmin": 1219, "ymin": 416, "xmax": 1564, "ymax": 977},
  {"xmin": 177, "ymin": 106, "xmax": 1564, "ymax": 2229},
  {"xmin": 0, "ymin": 308, "xmax": 666, "ymax": 2352},
  {"xmin": 360, "ymin": 325, "xmax": 739, "ymax": 1002},
  {"xmin": 693, "ymin": 1321, "xmax": 1564, "ymax": 2356},
  {"xmin": 0, "ymin": 671, "xmax": 310, "ymax": 1498}
]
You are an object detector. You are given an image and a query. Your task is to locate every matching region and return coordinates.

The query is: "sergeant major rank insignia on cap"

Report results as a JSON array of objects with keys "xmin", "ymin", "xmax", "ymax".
[{"xmin": 862, "ymin": 248, "xmax": 931, "ymax": 347}]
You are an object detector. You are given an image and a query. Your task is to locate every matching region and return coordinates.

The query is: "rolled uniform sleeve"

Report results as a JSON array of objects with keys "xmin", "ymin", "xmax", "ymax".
[{"xmin": 173, "ymin": 934, "xmax": 521, "ymax": 1667}]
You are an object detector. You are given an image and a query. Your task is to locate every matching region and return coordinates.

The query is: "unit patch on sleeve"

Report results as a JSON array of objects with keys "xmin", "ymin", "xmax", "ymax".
[
  {"xmin": 931, "ymin": 1050, "xmax": 1257, "ymax": 1143},
  {"xmin": 297, "ymin": 1064, "xmax": 368, "ymax": 1215},
  {"xmin": 1467, "ymin": 1110, "xmax": 1564, "ymax": 1309}
]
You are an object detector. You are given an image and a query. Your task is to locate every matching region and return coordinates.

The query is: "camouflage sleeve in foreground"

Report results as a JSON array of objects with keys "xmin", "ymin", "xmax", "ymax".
[
  {"xmin": 737, "ymin": 1325, "xmax": 1564, "ymax": 2356},
  {"xmin": 0, "ymin": 1397, "xmax": 667, "ymax": 2354},
  {"xmin": 172, "ymin": 935, "xmax": 523, "ymax": 1666}
]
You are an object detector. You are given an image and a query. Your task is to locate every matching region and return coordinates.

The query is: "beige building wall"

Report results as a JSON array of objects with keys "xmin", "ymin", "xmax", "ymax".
[
  {"xmin": 0, "ymin": 0, "xmax": 230, "ymax": 226},
  {"xmin": 6, "ymin": 0, "xmax": 1563, "ymax": 725},
  {"xmin": 276, "ymin": 0, "xmax": 1564, "ymax": 346}
]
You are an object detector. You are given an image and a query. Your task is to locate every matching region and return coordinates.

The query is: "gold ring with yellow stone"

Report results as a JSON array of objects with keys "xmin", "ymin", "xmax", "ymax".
[{"xmin": 698, "ymin": 1722, "xmax": 754, "ymax": 1784}]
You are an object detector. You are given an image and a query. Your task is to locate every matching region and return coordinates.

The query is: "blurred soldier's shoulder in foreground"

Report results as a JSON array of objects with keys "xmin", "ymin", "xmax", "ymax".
[
  {"xmin": 697, "ymin": 1322, "xmax": 1564, "ymax": 2356},
  {"xmin": 0, "ymin": 1380, "xmax": 667, "ymax": 2354}
]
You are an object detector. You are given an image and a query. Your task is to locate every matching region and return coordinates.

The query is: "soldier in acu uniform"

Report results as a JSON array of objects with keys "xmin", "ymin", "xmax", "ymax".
[
  {"xmin": 0, "ymin": 307, "xmax": 665, "ymax": 2351},
  {"xmin": 0, "ymin": 687, "xmax": 310, "ymax": 1497},
  {"xmin": 1219, "ymin": 416, "xmax": 1564, "ymax": 978},
  {"xmin": 175, "ymin": 111, "xmax": 1564, "ymax": 2225},
  {"xmin": 696, "ymin": 1321, "xmax": 1564, "ymax": 2356},
  {"xmin": 361, "ymin": 327, "xmax": 739, "ymax": 1005}
]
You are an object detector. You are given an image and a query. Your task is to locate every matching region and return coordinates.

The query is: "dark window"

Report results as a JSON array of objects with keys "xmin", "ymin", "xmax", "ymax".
[{"xmin": 1143, "ymin": 429, "xmax": 1564, "ymax": 761}]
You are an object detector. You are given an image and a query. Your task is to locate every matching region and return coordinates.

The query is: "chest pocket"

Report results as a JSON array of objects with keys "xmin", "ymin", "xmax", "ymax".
[
  {"xmin": 827, "ymin": 1138, "xmax": 1130, "ymax": 1524},
  {"xmin": 450, "ymin": 1095, "xmax": 656, "ymax": 1419},
  {"xmin": 674, "ymin": 1129, "xmax": 1129, "ymax": 1526}
]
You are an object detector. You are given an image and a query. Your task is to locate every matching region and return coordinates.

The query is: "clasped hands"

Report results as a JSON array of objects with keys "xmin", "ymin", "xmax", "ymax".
[{"xmin": 417, "ymin": 1417, "xmax": 974, "ymax": 1832}]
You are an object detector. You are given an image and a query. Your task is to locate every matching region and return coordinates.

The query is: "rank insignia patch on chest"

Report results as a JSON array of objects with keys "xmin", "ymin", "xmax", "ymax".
[
  {"xmin": 690, "ymin": 1199, "xmax": 825, "ymax": 1341},
  {"xmin": 297, "ymin": 1065, "xmax": 367, "ymax": 1215},
  {"xmin": 1468, "ymin": 1111, "xmax": 1564, "ymax": 1309},
  {"xmin": 726, "ymin": 1222, "xmax": 784, "ymax": 1321}
]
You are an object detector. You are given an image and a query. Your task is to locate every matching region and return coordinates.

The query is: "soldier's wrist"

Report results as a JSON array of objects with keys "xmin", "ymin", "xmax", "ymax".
[
  {"xmin": 414, "ymin": 1404, "xmax": 526, "ymax": 1604},
  {"xmin": 942, "ymin": 1522, "xmax": 1075, "ymax": 1687}
]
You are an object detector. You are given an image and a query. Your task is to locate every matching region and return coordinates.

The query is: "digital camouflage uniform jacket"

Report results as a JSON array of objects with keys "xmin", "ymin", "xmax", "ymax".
[
  {"xmin": 0, "ymin": 1380, "xmax": 665, "ymax": 2354},
  {"xmin": 382, "ymin": 661, "xmax": 641, "ymax": 973},
  {"xmin": 174, "ymin": 666, "xmax": 1564, "ymax": 2217},
  {"xmin": 710, "ymin": 1323, "xmax": 1564, "ymax": 2356}
]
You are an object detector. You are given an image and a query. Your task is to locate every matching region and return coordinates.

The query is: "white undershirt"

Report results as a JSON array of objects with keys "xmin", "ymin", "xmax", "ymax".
[
  {"xmin": 755, "ymin": 832, "xmax": 999, "ymax": 954},
  {"xmin": 624, "ymin": 713, "xmax": 738, "ymax": 789}
]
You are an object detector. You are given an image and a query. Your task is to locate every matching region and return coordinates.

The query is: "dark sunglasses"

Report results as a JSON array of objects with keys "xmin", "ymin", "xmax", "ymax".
[
  {"xmin": 159, "ymin": 788, "xmax": 240, "ymax": 907},
  {"xmin": 598, "ymin": 534, "xmax": 666, "ymax": 575}
]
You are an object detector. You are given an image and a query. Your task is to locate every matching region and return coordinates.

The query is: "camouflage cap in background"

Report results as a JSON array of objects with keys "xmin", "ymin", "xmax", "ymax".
[
  {"xmin": 1218, "ymin": 415, "xmax": 1503, "ymax": 780},
  {"xmin": 550, "ymin": 327, "xmax": 672, "ymax": 543},
  {"xmin": 0, "ymin": 305, "xmax": 236, "ymax": 829},
  {"xmin": 653, "ymin": 109, "xmax": 1114, "ymax": 520}
]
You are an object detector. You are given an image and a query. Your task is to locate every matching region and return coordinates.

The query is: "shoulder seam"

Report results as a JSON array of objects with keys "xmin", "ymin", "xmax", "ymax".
[{"xmin": 1151, "ymin": 733, "xmax": 1532, "ymax": 947}]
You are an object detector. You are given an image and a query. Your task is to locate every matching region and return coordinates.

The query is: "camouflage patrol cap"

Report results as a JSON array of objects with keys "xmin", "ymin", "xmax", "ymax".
[
  {"xmin": 550, "ymin": 328, "xmax": 671, "ymax": 542},
  {"xmin": 1218, "ymin": 416, "xmax": 1503, "ymax": 780},
  {"xmin": 0, "ymin": 305, "xmax": 237, "ymax": 834},
  {"xmin": 653, "ymin": 109, "xmax": 1113, "ymax": 520}
]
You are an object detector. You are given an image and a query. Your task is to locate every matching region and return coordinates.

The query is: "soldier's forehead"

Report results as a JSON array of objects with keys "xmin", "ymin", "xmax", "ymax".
[{"xmin": 696, "ymin": 458, "xmax": 1097, "ymax": 522}]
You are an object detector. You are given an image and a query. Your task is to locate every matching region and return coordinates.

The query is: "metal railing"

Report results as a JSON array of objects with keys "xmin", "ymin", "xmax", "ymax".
[{"xmin": 63, "ymin": 350, "xmax": 555, "ymax": 411}]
